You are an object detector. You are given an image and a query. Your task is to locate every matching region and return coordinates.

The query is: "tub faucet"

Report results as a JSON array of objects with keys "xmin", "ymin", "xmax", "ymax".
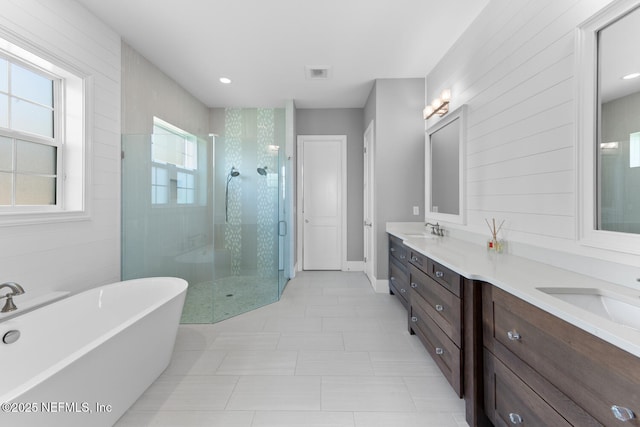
[{"xmin": 0, "ymin": 282, "xmax": 25, "ymax": 313}]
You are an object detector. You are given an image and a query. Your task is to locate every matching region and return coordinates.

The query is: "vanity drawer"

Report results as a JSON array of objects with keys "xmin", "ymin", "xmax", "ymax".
[
  {"xmin": 409, "ymin": 264, "xmax": 461, "ymax": 347},
  {"xmin": 389, "ymin": 258, "xmax": 409, "ymax": 308},
  {"xmin": 484, "ymin": 350, "xmax": 573, "ymax": 427},
  {"xmin": 409, "ymin": 250, "xmax": 461, "ymax": 297},
  {"xmin": 484, "ymin": 285, "xmax": 640, "ymax": 426},
  {"xmin": 410, "ymin": 292, "xmax": 462, "ymax": 396},
  {"xmin": 389, "ymin": 235, "xmax": 408, "ymax": 266}
]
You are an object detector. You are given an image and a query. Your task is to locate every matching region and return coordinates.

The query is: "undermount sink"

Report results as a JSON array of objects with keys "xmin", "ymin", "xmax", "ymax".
[
  {"xmin": 537, "ymin": 287, "xmax": 640, "ymax": 331},
  {"xmin": 405, "ymin": 233, "xmax": 437, "ymax": 239}
]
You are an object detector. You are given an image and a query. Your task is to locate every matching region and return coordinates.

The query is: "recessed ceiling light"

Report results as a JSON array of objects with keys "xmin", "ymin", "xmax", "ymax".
[
  {"xmin": 622, "ymin": 72, "xmax": 640, "ymax": 80},
  {"xmin": 219, "ymin": 77, "xmax": 232, "ymax": 84}
]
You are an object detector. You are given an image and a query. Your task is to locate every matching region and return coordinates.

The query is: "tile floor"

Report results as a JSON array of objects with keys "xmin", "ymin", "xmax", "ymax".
[{"xmin": 115, "ymin": 271, "xmax": 468, "ymax": 427}]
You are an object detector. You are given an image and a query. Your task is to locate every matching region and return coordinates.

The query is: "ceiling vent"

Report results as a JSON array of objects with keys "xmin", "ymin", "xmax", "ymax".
[{"xmin": 305, "ymin": 66, "xmax": 332, "ymax": 80}]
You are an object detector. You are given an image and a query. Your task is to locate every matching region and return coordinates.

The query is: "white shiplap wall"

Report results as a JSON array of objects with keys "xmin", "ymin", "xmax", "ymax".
[
  {"xmin": 0, "ymin": 0, "xmax": 121, "ymax": 293},
  {"xmin": 426, "ymin": 0, "xmax": 640, "ymax": 278}
]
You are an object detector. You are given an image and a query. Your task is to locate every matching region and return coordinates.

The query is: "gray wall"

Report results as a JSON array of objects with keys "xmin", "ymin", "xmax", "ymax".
[
  {"xmin": 365, "ymin": 78, "xmax": 425, "ymax": 279},
  {"xmin": 121, "ymin": 42, "xmax": 210, "ymax": 135},
  {"xmin": 296, "ymin": 108, "xmax": 365, "ymax": 262}
]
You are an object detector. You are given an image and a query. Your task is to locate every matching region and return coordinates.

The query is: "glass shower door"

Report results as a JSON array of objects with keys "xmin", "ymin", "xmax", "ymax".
[{"xmin": 122, "ymin": 108, "xmax": 287, "ymax": 324}]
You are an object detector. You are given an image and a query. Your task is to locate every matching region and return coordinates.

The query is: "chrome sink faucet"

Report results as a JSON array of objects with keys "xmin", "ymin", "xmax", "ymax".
[
  {"xmin": 0, "ymin": 282, "xmax": 26, "ymax": 313},
  {"xmin": 425, "ymin": 222, "xmax": 444, "ymax": 236}
]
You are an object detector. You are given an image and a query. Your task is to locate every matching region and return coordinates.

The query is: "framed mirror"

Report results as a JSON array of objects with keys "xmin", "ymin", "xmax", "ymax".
[
  {"xmin": 578, "ymin": 0, "xmax": 640, "ymax": 253},
  {"xmin": 425, "ymin": 105, "xmax": 466, "ymax": 225}
]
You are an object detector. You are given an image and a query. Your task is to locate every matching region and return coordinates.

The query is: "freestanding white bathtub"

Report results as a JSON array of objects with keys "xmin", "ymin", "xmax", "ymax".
[{"xmin": 0, "ymin": 277, "xmax": 187, "ymax": 427}]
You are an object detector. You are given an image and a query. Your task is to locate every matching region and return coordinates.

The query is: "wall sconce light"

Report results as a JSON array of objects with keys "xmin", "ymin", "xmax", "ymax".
[{"xmin": 423, "ymin": 89, "xmax": 451, "ymax": 120}]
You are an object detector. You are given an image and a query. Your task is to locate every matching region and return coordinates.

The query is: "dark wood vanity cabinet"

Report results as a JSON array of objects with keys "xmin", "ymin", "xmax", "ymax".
[
  {"xmin": 388, "ymin": 235, "xmax": 410, "ymax": 309},
  {"xmin": 482, "ymin": 284, "xmax": 640, "ymax": 427},
  {"xmin": 408, "ymin": 249, "xmax": 464, "ymax": 397}
]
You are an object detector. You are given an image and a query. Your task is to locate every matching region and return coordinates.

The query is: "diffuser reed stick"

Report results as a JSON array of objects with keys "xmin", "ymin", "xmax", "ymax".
[{"xmin": 485, "ymin": 218, "xmax": 505, "ymax": 252}]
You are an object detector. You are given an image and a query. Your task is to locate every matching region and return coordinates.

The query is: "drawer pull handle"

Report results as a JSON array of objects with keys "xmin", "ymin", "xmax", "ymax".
[
  {"xmin": 611, "ymin": 405, "xmax": 636, "ymax": 422},
  {"xmin": 400, "ymin": 255, "xmax": 406, "ymax": 259},
  {"xmin": 435, "ymin": 271, "xmax": 444, "ymax": 278},
  {"xmin": 507, "ymin": 330, "xmax": 521, "ymax": 341},
  {"xmin": 390, "ymin": 247, "xmax": 396, "ymax": 252},
  {"xmin": 411, "ymin": 282, "xmax": 418, "ymax": 288},
  {"xmin": 435, "ymin": 347, "xmax": 444, "ymax": 355},
  {"xmin": 411, "ymin": 256, "xmax": 418, "ymax": 262},
  {"xmin": 400, "ymin": 288, "xmax": 406, "ymax": 294},
  {"xmin": 508, "ymin": 413, "xmax": 523, "ymax": 424},
  {"xmin": 390, "ymin": 276, "xmax": 395, "ymax": 282},
  {"xmin": 435, "ymin": 304, "xmax": 444, "ymax": 312},
  {"xmin": 411, "ymin": 316, "xmax": 418, "ymax": 323}
]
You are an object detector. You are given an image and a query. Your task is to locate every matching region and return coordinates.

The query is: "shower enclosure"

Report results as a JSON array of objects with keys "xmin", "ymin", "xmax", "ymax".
[{"xmin": 121, "ymin": 108, "xmax": 288, "ymax": 323}]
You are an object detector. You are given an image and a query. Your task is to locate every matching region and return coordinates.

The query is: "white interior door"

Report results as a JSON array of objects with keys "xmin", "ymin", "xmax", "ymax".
[
  {"xmin": 299, "ymin": 135, "xmax": 345, "ymax": 270},
  {"xmin": 363, "ymin": 121, "xmax": 375, "ymax": 284}
]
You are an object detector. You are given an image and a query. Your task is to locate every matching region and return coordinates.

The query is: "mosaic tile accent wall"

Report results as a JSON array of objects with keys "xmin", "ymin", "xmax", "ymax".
[
  {"xmin": 256, "ymin": 108, "xmax": 278, "ymax": 278},
  {"xmin": 224, "ymin": 108, "xmax": 243, "ymax": 275}
]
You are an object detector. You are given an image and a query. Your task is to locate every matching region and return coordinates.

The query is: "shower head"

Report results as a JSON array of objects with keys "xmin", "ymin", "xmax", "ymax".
[
  {"xmin": 257, "ymin": 166, "xmax": 268, "ymax": 176},
  {"xmin": 228, "ymin": 167, "xmax": 240, "ymax": 177}
]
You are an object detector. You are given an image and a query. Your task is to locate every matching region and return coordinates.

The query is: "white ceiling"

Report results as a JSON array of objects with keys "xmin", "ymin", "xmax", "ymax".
[{"xmin": 75, "ymin": 0, "xmax": 490, "ymax": 108}]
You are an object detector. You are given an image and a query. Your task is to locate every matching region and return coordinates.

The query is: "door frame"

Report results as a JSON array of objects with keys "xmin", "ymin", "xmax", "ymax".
[
  {"xmin": 363, "ymin": 120, "xmax": 376, "ymax": 285},
  {"xmin": 296, "ymin": 135, "xmax": 347, "ymax": 271}
]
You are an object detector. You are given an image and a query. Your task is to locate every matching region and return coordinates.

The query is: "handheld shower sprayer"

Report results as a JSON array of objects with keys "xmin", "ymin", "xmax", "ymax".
[{"xmin": 225, "ymin": 167, "xmax": 240, "ymax": 222}]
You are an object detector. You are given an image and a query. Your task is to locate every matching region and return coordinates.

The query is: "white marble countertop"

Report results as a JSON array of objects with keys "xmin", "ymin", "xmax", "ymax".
[{"xmin": 387, "ymin": 222, "xmax": 640, "ymax": 358}]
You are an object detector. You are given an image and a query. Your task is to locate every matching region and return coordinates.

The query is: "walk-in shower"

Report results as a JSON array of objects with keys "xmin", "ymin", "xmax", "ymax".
[{"xmin": 121, "ymin": 108, "xmax": 289, "ymax": 323}]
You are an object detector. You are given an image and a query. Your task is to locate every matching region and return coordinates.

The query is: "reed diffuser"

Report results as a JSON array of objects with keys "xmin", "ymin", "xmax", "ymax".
[{"xmin": 485, "ymin": 218, "xmax": 505, "ymax": 252}]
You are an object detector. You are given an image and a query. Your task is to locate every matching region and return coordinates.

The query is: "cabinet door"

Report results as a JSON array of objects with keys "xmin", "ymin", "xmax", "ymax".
[
  {"xmin": 389, "ymin": 257, "xmax": 409, "ymax": 308},
  {"xmin": 484, "ymin": 350, "xmax": 573, "ymax": 427},
  {"xmin": 411, "ymin": 292, "xmax": 462, "ymax": 396},
  {"xmin": 483, "ymin": 284, "xmax": 640, "ymax": 426},
  {"xmin": 409, "ymin": 264, "xmax": 461, "ymax": 346}
]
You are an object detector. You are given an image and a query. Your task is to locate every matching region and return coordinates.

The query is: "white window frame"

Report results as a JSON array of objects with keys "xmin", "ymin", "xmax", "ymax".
[
  {"xmin": 0, "ymin": 55, "xmax": 62, "ymax": 210},
  {"xmin": 576, "ymin": 0, "xmax": 640, "ymax": 254},
  {"xmin": 0, "ymin": 31, "xmax": 90, "ymax": 226}
]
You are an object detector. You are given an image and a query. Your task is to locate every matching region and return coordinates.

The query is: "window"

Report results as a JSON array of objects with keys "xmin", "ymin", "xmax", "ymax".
[
  {"xmin": 151, "ymin": 118, "xmax": 198, "ymax": 206},
  {"xmin": 0, "ymin": 55, "xmax": 59, "ymax": 207},
  {"xmin": 0, "ymin": 34, "xmax": 87, "ymax": 223}
]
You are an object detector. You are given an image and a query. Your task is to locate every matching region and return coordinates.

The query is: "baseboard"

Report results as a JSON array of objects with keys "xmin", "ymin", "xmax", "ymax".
[
  {"xmin": 344, "ymin": 261, "xmax": 365, "ymax": 271},
  {"xmin": 364, "ymin": 272, "xmax": 390, "ymax": 294},
  {"xmin": 374, "ymin": 279, "xmax": 390, "ymax": 294}
]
